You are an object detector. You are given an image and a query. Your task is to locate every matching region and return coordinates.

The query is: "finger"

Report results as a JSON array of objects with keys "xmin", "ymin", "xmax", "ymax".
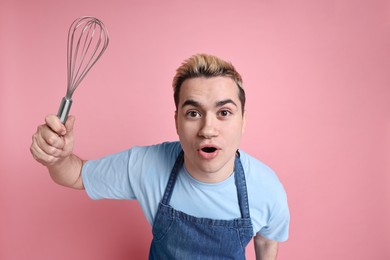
[
  {"xmin": 37, "ymin": 124, "xmax": 65, "ymax": 149},
  {"xmin": 30, "ymin": 136, "xmax": 60, "ymax": 166},
  {"xmin": 65, "ymin": 115, "xmax": 75, "ymax": 133},
  {"xmin": 33, "ymin": 130, "xmax": 64, "ymax": 157},
  {"xmin": 45, "ymin": 115, "xmax": 66, "ymax": 136}
]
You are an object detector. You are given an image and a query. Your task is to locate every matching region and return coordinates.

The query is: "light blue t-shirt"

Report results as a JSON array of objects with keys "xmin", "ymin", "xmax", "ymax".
[{"xmin": 82, "ymin": 141, "xmax": 290, "ymax": 242}]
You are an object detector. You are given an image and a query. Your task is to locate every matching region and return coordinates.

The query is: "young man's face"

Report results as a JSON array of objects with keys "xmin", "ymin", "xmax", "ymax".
[{"xmin": 175, "ymin": 76, "xmax": 246, "ymax": 183}]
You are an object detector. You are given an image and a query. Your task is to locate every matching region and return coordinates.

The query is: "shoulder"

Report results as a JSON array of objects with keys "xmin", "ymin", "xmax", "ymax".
[
  {"xmin": 239, "ymin": 149, "xmax": 288, "ymax": 210},
  {"xmin": 129, "ymin": 141, "xmax": 182, "ymax": 165},
  {"xmin": 239, "ymin": 150, "xmax": 282, "ymax": 187},
  {"xmin": 128, "ymin": 141, "xmax": 182, "ymax": 184},
  {"xmin": 131, "ymin": 141, "xmax": 182, "ymax": 154}
]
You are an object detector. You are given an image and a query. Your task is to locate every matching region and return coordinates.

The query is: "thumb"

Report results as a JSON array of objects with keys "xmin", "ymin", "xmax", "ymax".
[{"xmin": 65, "ymin": 115, "xmax": 76, "ymax": 133}]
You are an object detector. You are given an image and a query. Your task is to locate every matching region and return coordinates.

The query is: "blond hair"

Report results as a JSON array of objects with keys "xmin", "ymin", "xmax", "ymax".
[{"xmin": 172, "ymin": 54, "xmax": 245, "ymax": 113}]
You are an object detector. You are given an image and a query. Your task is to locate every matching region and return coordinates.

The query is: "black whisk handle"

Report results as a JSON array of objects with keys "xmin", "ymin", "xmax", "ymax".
[{"xmin": 57, "ymin": 97, "xmax": 73, "ymax": 124}]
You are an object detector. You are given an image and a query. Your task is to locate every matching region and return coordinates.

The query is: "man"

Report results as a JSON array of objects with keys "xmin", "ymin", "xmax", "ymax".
[{"xmin": 31, "ymin": 54, "xmax": 290, "ymax": 259}]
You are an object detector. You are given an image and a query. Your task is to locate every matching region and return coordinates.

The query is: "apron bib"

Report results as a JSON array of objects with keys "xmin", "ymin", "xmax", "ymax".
[{"xmin": 149, "ymin": 151, "xmax": 253, "ymax": 259}]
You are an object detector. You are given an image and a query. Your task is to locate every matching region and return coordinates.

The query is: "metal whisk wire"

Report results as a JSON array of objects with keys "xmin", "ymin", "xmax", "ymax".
[{"xmin": 58, "ymin": 16, "xmax": 109, "ymax": 123}]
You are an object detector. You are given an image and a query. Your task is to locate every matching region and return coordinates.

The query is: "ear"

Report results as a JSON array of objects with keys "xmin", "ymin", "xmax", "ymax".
[
  {"xmin": 241, "ymin": 110, "xmax": 247, "ymax": 135},
  {"xmin": 174, "ymin": 111, "xmax": 179, "ymax": 134}
]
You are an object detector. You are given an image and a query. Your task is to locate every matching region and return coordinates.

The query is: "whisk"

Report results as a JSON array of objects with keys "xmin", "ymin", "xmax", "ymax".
[{"xmin": 57, "ymin": 16, "xmax": 109, "ymax": 123}]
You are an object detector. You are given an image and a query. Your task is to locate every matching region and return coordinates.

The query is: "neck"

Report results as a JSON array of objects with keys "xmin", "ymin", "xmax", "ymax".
[{"xmin": 183, "ymin": 156, "xmax": 235, "ymax": 183}]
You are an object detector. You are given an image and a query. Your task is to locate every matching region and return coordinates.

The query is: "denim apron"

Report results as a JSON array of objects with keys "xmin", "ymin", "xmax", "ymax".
[{"xmin": 149, "ymin": 151, "xmax": 253, "ymax": 259}]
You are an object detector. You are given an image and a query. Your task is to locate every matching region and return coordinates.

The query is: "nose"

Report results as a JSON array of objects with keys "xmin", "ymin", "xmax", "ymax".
[{"xmin": 198, "ymin": 114, "xmax": 219, "ymax": 139}]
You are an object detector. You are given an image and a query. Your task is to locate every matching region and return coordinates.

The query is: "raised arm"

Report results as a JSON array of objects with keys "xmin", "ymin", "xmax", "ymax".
[
  {"xmin": 30, "ymin": 115, "xmax": 84, "ymax": 189},
  {"xmin": 254, "ymin": 234, "xmax": 279, "ymax": 260}
]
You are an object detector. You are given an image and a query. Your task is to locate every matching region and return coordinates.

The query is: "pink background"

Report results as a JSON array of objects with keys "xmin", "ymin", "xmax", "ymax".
[{"xmin": 1, "ymin": 0, "xmax": 389, "ymax": 259}]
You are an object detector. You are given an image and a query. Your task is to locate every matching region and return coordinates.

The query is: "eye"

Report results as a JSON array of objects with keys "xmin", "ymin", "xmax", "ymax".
[
  {"xmin": 186, "ymin": 111, "xmax": 201, "ymax": 118},
  {"xmin": 218, "ymin": 110, "xmax": 232, "ymax": 117}
]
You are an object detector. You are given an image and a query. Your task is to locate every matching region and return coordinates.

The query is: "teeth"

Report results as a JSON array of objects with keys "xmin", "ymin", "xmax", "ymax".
[{"xmin": 202, "ymin": 147, "xmax": 217, "ymax": 153}]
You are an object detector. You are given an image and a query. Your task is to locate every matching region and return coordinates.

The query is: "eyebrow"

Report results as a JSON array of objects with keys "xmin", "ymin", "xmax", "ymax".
[
  {"xmin": 216, "ymin": 99, "xmax": 238, "ymax": 108},
  {"xmin": 181, "ymin": 99, "xmax": 238, "ymax": 109},
  {"xmin": 181, "ymin": 99, "xmax": 201, "ymax": 108}
]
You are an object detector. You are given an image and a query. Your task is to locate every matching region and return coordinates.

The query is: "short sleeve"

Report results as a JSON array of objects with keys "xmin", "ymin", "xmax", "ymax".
[
  {"xmin": 82, "ymin": 149, "xmax": 135, "ymax": 200},
  {"xmin": 258, "ymin": 184, "xmax": 290, "ymax": 242}
]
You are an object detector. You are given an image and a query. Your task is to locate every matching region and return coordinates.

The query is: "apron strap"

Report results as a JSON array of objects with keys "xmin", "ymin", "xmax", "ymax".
[
  {"xmin": 234, "ymin": 153, "xmax": 251, "ymax": 219},
  {"xmin": 161, "ymin": 150, "xmax": 184, "ymax": 205}
]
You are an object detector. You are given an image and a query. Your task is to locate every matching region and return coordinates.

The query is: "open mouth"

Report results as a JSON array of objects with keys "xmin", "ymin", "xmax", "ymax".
[
  {"xmin": 201, "ymin": 147, "xmax": 217, "ymax": 153},
  {"xmin": 198, "ymin": 145, "xmax": 219, "ymax": 160}
]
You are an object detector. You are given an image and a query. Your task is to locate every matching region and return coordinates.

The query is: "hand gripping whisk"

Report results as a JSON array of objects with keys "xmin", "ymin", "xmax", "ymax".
[{"xmin": 57, "ymin": 16, "xmax": 109, "ymax": 123}]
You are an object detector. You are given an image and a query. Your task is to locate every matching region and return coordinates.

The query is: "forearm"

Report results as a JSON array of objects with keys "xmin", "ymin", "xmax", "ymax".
[
  {"xmin": 254, "ymin": 234, "xmax": 278, "ymax": 260},
  {"xmin": 48, "ymin": 153, "xmax": 85, "ymax": 190}
]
